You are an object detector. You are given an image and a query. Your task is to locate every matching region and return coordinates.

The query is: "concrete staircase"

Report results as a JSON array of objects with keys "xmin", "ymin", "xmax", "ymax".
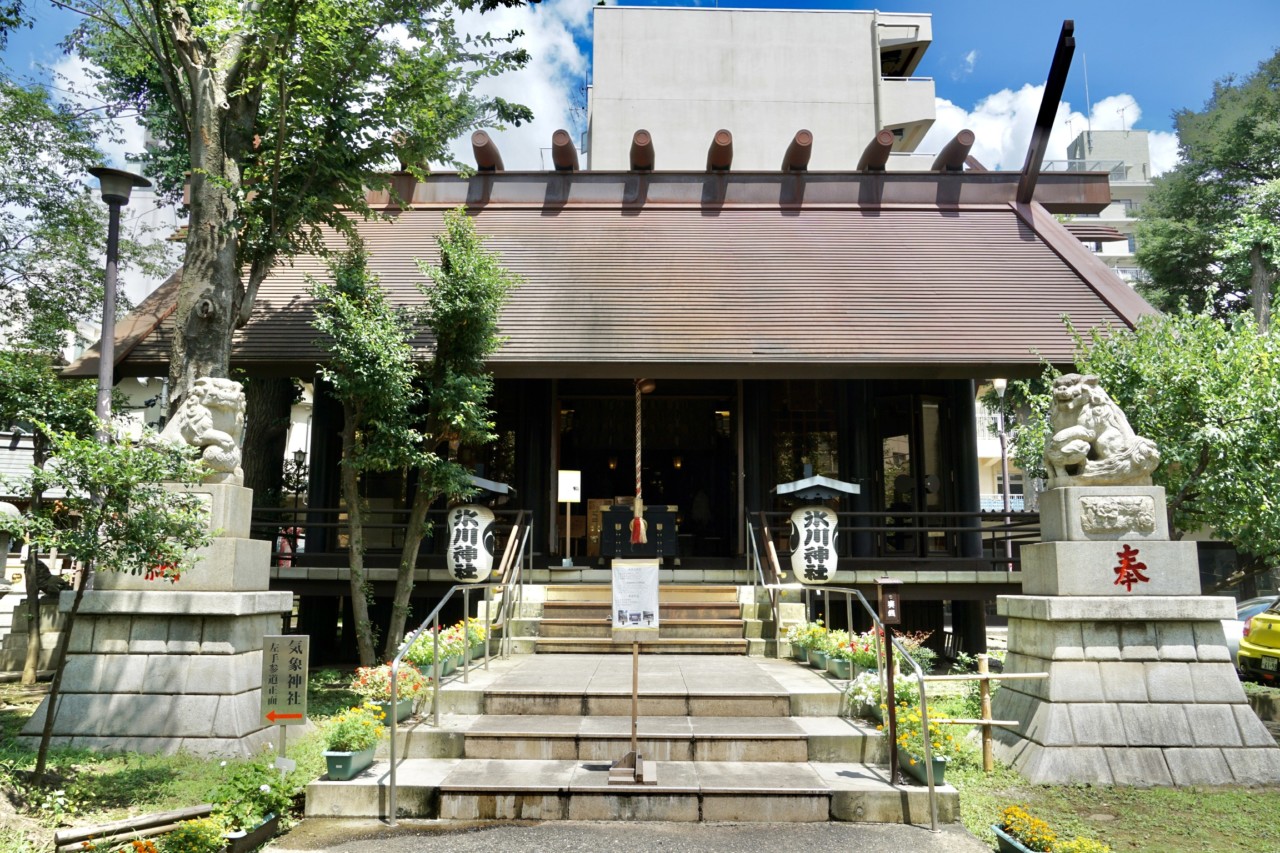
[
  {"xmin": 507, "ymin": 585, "xmax": 778, "ymax": 655},
  {"xmin": 305, "ymin": 654, "xmax": 958, "ymax": 823}
]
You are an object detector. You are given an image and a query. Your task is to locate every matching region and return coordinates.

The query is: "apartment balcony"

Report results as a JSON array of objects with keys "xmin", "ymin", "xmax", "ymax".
[{"xmin": 879, "ymin": 76, "xmax": 935, "ymax": 150}]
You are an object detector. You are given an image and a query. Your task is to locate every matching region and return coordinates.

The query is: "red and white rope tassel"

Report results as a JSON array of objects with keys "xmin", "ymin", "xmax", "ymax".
[{"xmin": 631, "ymin": 378, "xmax": 648, "ymax": 545}]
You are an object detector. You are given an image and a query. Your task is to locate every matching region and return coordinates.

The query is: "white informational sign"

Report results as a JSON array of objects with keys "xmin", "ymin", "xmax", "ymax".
[
  {"xmin": 790, "ymin": 505, "xmax": 838, "ymax": 585},
  {"xmin": 446, "ymin": 504, "xmax": 497, "ymax": 582},
  {"xmin": 261, "ymin": 635, "xmax": 309, "ymax": 726},
  {"xmin": 557, "ymin": 470, "xmax": 582, "ymax": 503},
  {"xmin": 612, "ymin": 558, "xmax": 660, "ymax": 641}
]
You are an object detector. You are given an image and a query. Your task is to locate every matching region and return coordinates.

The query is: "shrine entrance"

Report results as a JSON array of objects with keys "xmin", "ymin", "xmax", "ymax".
[{"xmin": 555, "ymin": 379, "xmax": 738, "ymax": 560}]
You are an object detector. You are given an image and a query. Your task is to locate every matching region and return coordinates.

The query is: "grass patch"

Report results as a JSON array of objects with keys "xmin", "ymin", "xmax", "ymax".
[
  {"xmin": 0, "ymin": 675, "xmax": 344, "ymax": 853},
  {"xmin": 954, "ymin": 764, "xmax": 1280, "ymax": 852}
]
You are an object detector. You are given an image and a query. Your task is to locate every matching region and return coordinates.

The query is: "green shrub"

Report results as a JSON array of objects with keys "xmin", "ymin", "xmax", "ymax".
[
  {"xmin": 323, "ymin": 703, "xmax": 385, "ymax": 752},
  {"xmin": 209, "ymin": 758, "xmax": 292, "ymax": 831}
]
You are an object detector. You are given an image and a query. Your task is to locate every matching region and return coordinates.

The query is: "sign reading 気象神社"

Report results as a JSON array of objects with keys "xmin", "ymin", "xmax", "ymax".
[
  {"xmin": 261, "ymin": 635, "xmax": 309, "ymax": 726},
  {"xmin": 612, "ymin": 558, "xmax": 659, "ymax": 642}
]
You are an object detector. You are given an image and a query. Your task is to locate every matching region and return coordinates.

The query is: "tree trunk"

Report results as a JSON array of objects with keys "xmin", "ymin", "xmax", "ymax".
[
  {"xmin": 340, "ymin": 413, "xmax": 377, "ymax": 666},
  {"xmin": 242, "ymin": 377, "xmax": 295, "ymax": 509},
  {"xmin": 1250, "ymin": 244, "xmax": 1275, "ymax": 333},
  {"xmin": 166, "ymin": 66, "xmax": 252, "ymax": 415},
  {"xmin": 22, "ymin": 434, "xmax": 49, "ymax": 685},
  {"xmin": 384, "ymin": 482, "xmax": 435, "ymax": 659},
  {"xmin": 34, "ymin": 561, "xmax": 92, "ymax": 778}
]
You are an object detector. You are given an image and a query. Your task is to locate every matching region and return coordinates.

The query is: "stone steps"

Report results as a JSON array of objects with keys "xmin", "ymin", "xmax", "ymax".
[
  {"xmin": 541, "ymin": 602, "xmax": 743, "ymax": 620},
  {"xmin": 537, "ymin": 618, "xmax": 746, "ymax": 639},
  {"xmin": 306, "ymin": 758, "xmax": 953, "ymax": 823},
  {"xmin": 533, "ymin": 637, "xmax": 749, "ymax": 655},
  {"xmin": 543, "ymin": 584, "xmax": 740, "ymax": 604},
  {"xmin": 306, "ymin": 654, "xmax": 959, "ymax": 824}
]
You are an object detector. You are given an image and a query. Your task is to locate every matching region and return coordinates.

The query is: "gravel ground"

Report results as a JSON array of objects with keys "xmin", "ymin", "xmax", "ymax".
[{"xmin": 268, "ymin": 819, "xmax": 993, "ymax": 853}]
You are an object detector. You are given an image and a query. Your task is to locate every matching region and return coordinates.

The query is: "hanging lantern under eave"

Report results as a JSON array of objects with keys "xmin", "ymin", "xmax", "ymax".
[
  {"xmin": 789, "ymin": 505, "xmax": 838, "ymax": 585},
  {"xmin": 446, "ymin": 505, "xmax": 496, "ymax": 582}
]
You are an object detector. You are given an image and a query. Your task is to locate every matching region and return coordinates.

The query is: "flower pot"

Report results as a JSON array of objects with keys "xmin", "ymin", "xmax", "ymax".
[
  {"xmin": 324, "ymin": 746, "xmax": 375, "ymax": 781},
  {"xmin": 827, "ymin": 658, "xmax": 854, "ymax": 680},
  {"xmin": 441, "ymin": 656, "xmax": 458, "ymax": 676},
  {"xmin": 470, "ymin": 642, "xmax": 486, "ymax": 661},
  {"xmin": 375, "ymin": 696, "xmax": 414, "ymax": 723},
  {"xmin": 991, "ymin": 825, "xmax": 1037, "ymax": 853},
  {"xmin": 897, "ymin": 750, "xmax": 947, "ymax": 786},
  {"xmin": 225, "ymin": 814, "xmax": 279, "ymax": 853},
  {"xmin": 791, "ymin": 644, "xmax": 808, "ymax": 662},
  {"xmin": 807, "ymin": 649, "xmax": 829, "ymax": 669}
]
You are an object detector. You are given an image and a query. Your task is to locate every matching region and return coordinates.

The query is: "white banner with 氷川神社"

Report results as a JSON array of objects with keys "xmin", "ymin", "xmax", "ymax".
[{"xmin": 612, "ymin": 558, "xmax": 659, "ymax": 642}]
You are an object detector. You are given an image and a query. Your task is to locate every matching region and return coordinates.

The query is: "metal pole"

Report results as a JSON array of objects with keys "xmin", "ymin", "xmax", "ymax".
[
  {"xmin": 96, "ymin": 199, "xmax": 121, "ymax": 442},
  {"xmin": 432, "ymin": 615, "xmax": 441, "ymax": 727},
  {"xmin": 388, "ymin": 662, "xmax": 397, "ymax": 825},
  {"xmin": 997, "ymin": 398, "xmax": 1013, "ymax": 570},
  {"xmin": 462, "ymin": 588, "xmax": 471, "ymax": 683},
  {"xmin": 631, "ymin": 641, "xmax": 639, "ymax": 756}
]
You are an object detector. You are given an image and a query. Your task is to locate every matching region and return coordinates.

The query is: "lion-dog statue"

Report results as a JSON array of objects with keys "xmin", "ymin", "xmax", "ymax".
[
  {"xmin": 159, "ymin": 377, "xmax": 246, "ymax": 485},
  {"xmin": 1043, "ymin": 373, "xmax": 1159, "ymax": 489}
]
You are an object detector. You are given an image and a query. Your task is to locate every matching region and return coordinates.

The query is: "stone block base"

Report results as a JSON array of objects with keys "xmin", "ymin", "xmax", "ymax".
[
  {"xmin": 21, "ymin": 588, "xmax": 291, "ymax": 757},
  {"xmin": 993, "ymin": 593, "xmax": 1280, "ymax": 786}
]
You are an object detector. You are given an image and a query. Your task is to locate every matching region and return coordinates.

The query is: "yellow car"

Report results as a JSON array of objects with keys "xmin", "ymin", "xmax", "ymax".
[{"xmin": 1238, "ymin": 602, "xmax": 1280, "ymax": 683}]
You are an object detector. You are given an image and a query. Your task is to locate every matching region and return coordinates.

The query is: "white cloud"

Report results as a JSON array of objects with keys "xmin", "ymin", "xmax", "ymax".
[
  {"xmin": 951, "ymin": 49, "xmax": 978, "ymax": 80},
  {"xmin": 49, "ymin": 54, "xmax": 147, "ymax": 171},
  {"xmin": 446, "ymin": 0, "xmax": 591, "ymax": 170},
  {"xmin": 922, "ymin": 85, "xmax": 1181, "ymax": 176}
]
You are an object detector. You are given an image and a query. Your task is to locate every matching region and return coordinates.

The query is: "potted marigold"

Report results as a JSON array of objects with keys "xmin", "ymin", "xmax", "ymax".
[
  {"xmin": 992, "ymin": 805, "xmax": 1056, "ymax": 852},
  {"xmin": 828, "ymin": 628, "xmax": 879, "ymax": 680},
  {"xmin": 349, "ymin": 662, "xmax": 432, "ymax": 722},
  {"xmin": 893, "ymin": 703, "xmax": 963, "ymax": 786},
  {"xmin": 322, "ymin": 702, "xmax": 386, "ymax": 780}
]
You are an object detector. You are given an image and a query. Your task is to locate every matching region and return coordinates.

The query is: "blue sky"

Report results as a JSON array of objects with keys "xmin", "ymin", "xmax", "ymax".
[{"xmin": 4, "ymin": 0, "xmax": 1278, "ymax": 172}]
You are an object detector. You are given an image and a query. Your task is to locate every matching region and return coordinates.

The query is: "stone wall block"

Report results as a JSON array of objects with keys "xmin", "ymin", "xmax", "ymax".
[
  {"xmin": 185, "ymin": 652, "xmax": 261, "ymax": 695},
  {"xmin": 1119, "ymin": 623, "xmax": 1158, "ymax": 660},
  {"xmin": 1192, "ymin": 622, "xmax": 1233, "ymax": 662},
  {"xmin": 1039, "ymin": 486, "xmax": 1170, "ymax": 542},
  {"xmin": 1233, "ymin": 705, "xmax": 1280, "ymax": 747},
  {"xmin": 213, "ymin": 690, "xmax": 264, "ymax": 739},
  {"xmin": 1023, "ymin": 698, "xmax": 1077, "ymax": 746},
  {"xmin": 99, "ymin": 654, "xmax": 148, "ymax": 694},
  {"xmin": 112, "ymin": 694, "xmax": 216, "ymax": 738},
  {"xmin": 1022, "ymin": 745, "xmax": 1114, "ymax": 785},
  {"xmin": 1046, "ymin": 661, "xmax": 1103, "ymax": 702},
  {"xmin": 129, "ymin": 616, "xmax": 171, "ymax": 654},
  {"xmin": 1098, "ymin": 661, "xmax": 1148, "ymax": 702},
  {"xmin": 1066, "ymin": 704, "xmax": 1126, "ymax": 745},
  {"xmin": 1165, "ymin": 747, "xmax": 1232, "ymax": 786},
  {"xmin": 67, "ymin": 620, "xmax": 95, "ymax": 653},
  {"xmin": 1020, "ymin": 540, "xmax": 1200, "ymax": 596},
  {"xmin": 47, "ymin": 693, "xmax": 111, "ymax": 736},
  {"xmin": 201, "ymin": 616, "xmax": 270, "ymax": 655},
  {"xmin": 167, "ymin": 618, "xmax": 204, "ymax": 654},
  {"xmin": 142, "ymin": 655, "xmax": 191, "ymax": 694},
  {"xmin": 1155, "ymin": 623, "xmax": 1197, "ymax": 661},
  {"xmin": 1191, "ymin": 662, "xmax": 1249, "ymax": 704},
  {"xmin": 1184, "ymin": 705, "xmax": 1243, "ymax": 747},
  {"xmin": 94, "ymin": 615, "xmax": 132, "ymax": 653},
  {"xmin": 59, "ymin": 655, "xmax": 103, "ymax": 693},
  {"xmin": 1081, "ymin": 622, "xmax": 1121, "ymax": 660},
  {"xmin": 1143, "ymin": 661, "xmax": 1193, "ymax": 702},
  {"xmin": 1105, "ymin": 748, "xmax": 1172, "ymax": 786},
  {"xmin": 1119, "ymin": 704, "xmax": 1192, "ymax": 747},
  {"xmin": 1221, "ymin": 748, "xmax": 1280, "ymax": 785}
]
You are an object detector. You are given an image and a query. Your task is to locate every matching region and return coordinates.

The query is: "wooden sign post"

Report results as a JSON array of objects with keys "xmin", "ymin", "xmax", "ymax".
[{"xmin": 609, "ymin": 559, "xmax": 659, "ymax": 785}]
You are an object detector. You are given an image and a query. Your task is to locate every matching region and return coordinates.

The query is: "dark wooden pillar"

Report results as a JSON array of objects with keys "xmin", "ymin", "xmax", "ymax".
[
  {"xmin": 952, "ymin": 598, "xmax": 989, "ymax": 656},
  {"xmin": 951, "ymin": 379, "xmax": 984, "ymax": 559}
]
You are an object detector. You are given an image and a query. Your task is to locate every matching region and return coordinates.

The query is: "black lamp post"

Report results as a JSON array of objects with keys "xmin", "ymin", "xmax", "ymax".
[{"xmin": 88, "ymin": 167, "xmax": 151, "ymax": 441}]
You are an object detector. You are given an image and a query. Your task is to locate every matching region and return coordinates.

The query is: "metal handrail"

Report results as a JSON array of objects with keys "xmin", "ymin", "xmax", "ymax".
[
  {"xmin": 745, "ymin": 519, "xmax": 780, "ymax": 628},
  {"xmin": 764, "ymin": 581, "xmax": 939, "ymax": 833},
  {"xmin": 385, "ymin": 519, "xmax": 530, "ymax": 825}
]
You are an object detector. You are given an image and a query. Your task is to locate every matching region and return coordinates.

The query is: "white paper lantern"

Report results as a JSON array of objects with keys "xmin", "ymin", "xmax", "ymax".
[
  {"xmin": 789, "ymin": 505, "xmax": 838, "ymax": 585},
  {"xmin": 446, "ymin": 505, "xmax": 496, "ymax": 582}
]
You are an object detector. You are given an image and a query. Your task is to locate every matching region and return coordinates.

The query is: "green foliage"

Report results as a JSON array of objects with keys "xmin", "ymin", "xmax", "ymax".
[
  {"xmin": 1017, "ymin": 314, "xmax": 1280, "ymax": 577},
  {"xmin": 0, "ymin": 77, "xmax": 170, "ymax": 351},
  {"xmin": 7, "ymin": 426, "xmax": 212, "ymax": 580},
  {"xmin": 157, "ymin": 817, "xmax": 226, "ymax": 853},
  {"xmin": 1135, "ymin": 50, "xmax": 1280, "ymax": 315},
  {"xmin": 322, "ymin": 703, "xmax": 386, "ymax": 752},
  {"xmin": 312, "ymin": 242, "xmax": 422, "ymax": 476},
  {"xmin": 207, "ymin": 758, "xmax": 293, "ymax": 831}
]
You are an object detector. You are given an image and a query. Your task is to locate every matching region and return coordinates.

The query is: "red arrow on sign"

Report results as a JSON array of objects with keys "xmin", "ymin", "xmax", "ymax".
[{"xmin": 266, "ymin": 710, "xmax": 304, "ymax": 723}]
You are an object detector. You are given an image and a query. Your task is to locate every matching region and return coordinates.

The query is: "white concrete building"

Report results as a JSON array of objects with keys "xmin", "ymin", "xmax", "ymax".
[{"xmin": 587, "ymin": 6, "xmax": 936, "ymax": 171}]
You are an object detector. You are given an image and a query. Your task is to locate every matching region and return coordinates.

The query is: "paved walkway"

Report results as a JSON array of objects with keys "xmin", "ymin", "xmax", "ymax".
[{"xmin": 269, "ymin": 818, "xmax": 993, "ymax": 852}]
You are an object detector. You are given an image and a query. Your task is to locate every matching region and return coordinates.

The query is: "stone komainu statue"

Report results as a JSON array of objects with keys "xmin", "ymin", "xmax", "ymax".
[
  {"xmin": 159, "ymin": 377, "xmax": 246, "ymax": 485},
  {"xmin": 1043, "ymin": 373, "xmax": 1159, "ymax": 489}
]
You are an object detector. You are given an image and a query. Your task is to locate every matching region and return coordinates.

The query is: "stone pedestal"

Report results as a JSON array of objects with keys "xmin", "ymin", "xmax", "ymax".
[
  {"xmin": 21, "ymin": 484, "xmax": 292, "ymax": 756},
  {"xmin": 992, "ymin": 486, "xmax": 1280, "ymax": 786}
]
